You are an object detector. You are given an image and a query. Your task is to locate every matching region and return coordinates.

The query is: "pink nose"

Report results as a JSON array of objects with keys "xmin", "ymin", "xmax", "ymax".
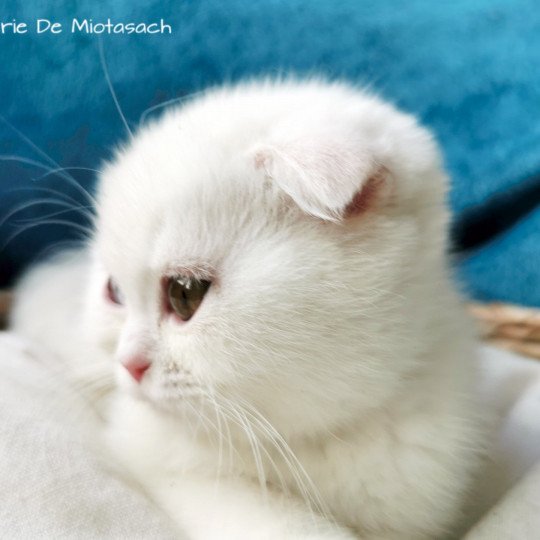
[{"xmin": 122, "ymin": 355, "xmax": 151, "ymax": 383}]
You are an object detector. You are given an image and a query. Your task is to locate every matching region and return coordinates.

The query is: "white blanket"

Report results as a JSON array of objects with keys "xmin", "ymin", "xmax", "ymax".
[
  {"xmin": 1, "ymin": 332, "xmax": 539, "ymax": 539},
  {"xmin": 0, "ymin": 333, "xmax": 177, "ymax": 539}
]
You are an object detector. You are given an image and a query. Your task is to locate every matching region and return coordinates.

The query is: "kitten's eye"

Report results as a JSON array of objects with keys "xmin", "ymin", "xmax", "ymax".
[
  {"xmin": 106, "ymin": 277, "xmax": 124, "ymax": 305},
  {"xmin": 167, "ymin": 276, "xmax": 211, "ymax": 322}
]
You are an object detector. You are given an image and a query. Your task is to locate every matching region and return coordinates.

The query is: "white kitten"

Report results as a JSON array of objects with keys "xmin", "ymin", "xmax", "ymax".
[{"xmin": 12, "ymin": 80, "xmax": 486, "ymax": 539}]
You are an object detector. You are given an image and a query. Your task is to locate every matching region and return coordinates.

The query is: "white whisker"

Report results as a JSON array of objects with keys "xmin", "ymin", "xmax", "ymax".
[
  {"xmin": 139, "ymin": 90, "xmax": 205, "ymax": 125},
  {"xmin": 0, "ymin": 127, "xmax": 97, "ymax": 206},
  {"xmin": 0, "ymin": 218, "xmax": 92, "ymax": 254},
  {"xmin": 98, "ymin": 38, "xmax": 133, "ymax": 140}
]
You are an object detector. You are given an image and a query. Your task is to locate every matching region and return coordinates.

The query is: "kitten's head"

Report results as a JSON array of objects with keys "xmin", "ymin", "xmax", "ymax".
[{"xmin": 86, "ymin": 80, "xmax": 449, "ymax": 438}]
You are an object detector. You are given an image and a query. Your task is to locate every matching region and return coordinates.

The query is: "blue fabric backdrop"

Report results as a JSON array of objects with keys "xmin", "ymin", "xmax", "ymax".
[{"xmin": 0, "ymin": 0, "xmax": 539, "ymax": 305}]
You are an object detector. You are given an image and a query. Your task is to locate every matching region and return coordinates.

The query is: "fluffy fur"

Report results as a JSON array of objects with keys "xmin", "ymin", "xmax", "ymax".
[{"xmin": 11, "ymin": 80, "xmax": 485, "ymax": 539}]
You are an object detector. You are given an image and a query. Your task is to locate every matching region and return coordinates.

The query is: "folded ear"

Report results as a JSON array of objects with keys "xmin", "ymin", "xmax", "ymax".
[{"xmin": 253, "ymin": 135, "xmax": 390, "ymax": 222}]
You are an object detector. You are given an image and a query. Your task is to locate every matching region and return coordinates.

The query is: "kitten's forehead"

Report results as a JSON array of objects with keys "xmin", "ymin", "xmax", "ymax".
[{"xmin": 95, "ymin": 124, "xmax": 276, "ymax": 277}]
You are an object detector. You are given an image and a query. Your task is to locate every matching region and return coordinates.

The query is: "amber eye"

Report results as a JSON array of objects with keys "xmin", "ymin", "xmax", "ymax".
[
  {"xmin": 106, "ymin": 277, "xmax": 124, "ymax": 305},
  {"xmin": 167, "ymin": 276, "xmax": 211, "ymax": 322}
]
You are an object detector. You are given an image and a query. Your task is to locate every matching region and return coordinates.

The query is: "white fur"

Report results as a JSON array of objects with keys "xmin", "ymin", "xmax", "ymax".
[{"xmin": 11, "ymin": 80, "xmax": 486, "ymax": 539}]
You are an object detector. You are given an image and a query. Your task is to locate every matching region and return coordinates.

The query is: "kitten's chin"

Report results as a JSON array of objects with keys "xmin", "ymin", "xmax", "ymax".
[
  {"xmin": 116, "ymin": 379, "xmax": 205, "ymax": 421},
  {"xmin": 129, "ymin": 379, "xmax": 206, "ymax": 415}
]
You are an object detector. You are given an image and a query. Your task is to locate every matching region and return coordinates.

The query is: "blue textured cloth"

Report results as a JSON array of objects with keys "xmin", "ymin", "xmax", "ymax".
[
  {"xmin": 0, "ymin": 0, "xmax": 539, "ymax": 305},
  {"xmin": 459, "ymin": 207, "xmax": 540, "ymax": 307}
]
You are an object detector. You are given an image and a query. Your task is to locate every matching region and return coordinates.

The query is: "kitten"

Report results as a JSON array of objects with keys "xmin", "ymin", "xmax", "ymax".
[{"xmin": 11, "ymin": 80, "xmax": 485, "ymax": 539}]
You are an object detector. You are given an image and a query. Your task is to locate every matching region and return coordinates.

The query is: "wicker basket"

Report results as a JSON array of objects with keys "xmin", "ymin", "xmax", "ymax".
[
  {"xmin": 0, "ymin": 291, "xmax": 11, "ymax": 329},
  {"xmin": 469, "ymin": 303, "xmax": 540, "ymax": 360}
]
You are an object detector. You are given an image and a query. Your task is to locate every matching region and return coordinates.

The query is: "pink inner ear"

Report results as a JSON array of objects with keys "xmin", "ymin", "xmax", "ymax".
[{"xmin": 344, "ymin": 168, "xmax": 387, "ymax": 218}]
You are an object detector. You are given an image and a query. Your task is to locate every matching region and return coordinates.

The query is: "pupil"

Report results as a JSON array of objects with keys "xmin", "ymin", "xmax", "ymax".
[{"xmin": 167, "ymin": 276, "xmax": 211, "ymax": 321}]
